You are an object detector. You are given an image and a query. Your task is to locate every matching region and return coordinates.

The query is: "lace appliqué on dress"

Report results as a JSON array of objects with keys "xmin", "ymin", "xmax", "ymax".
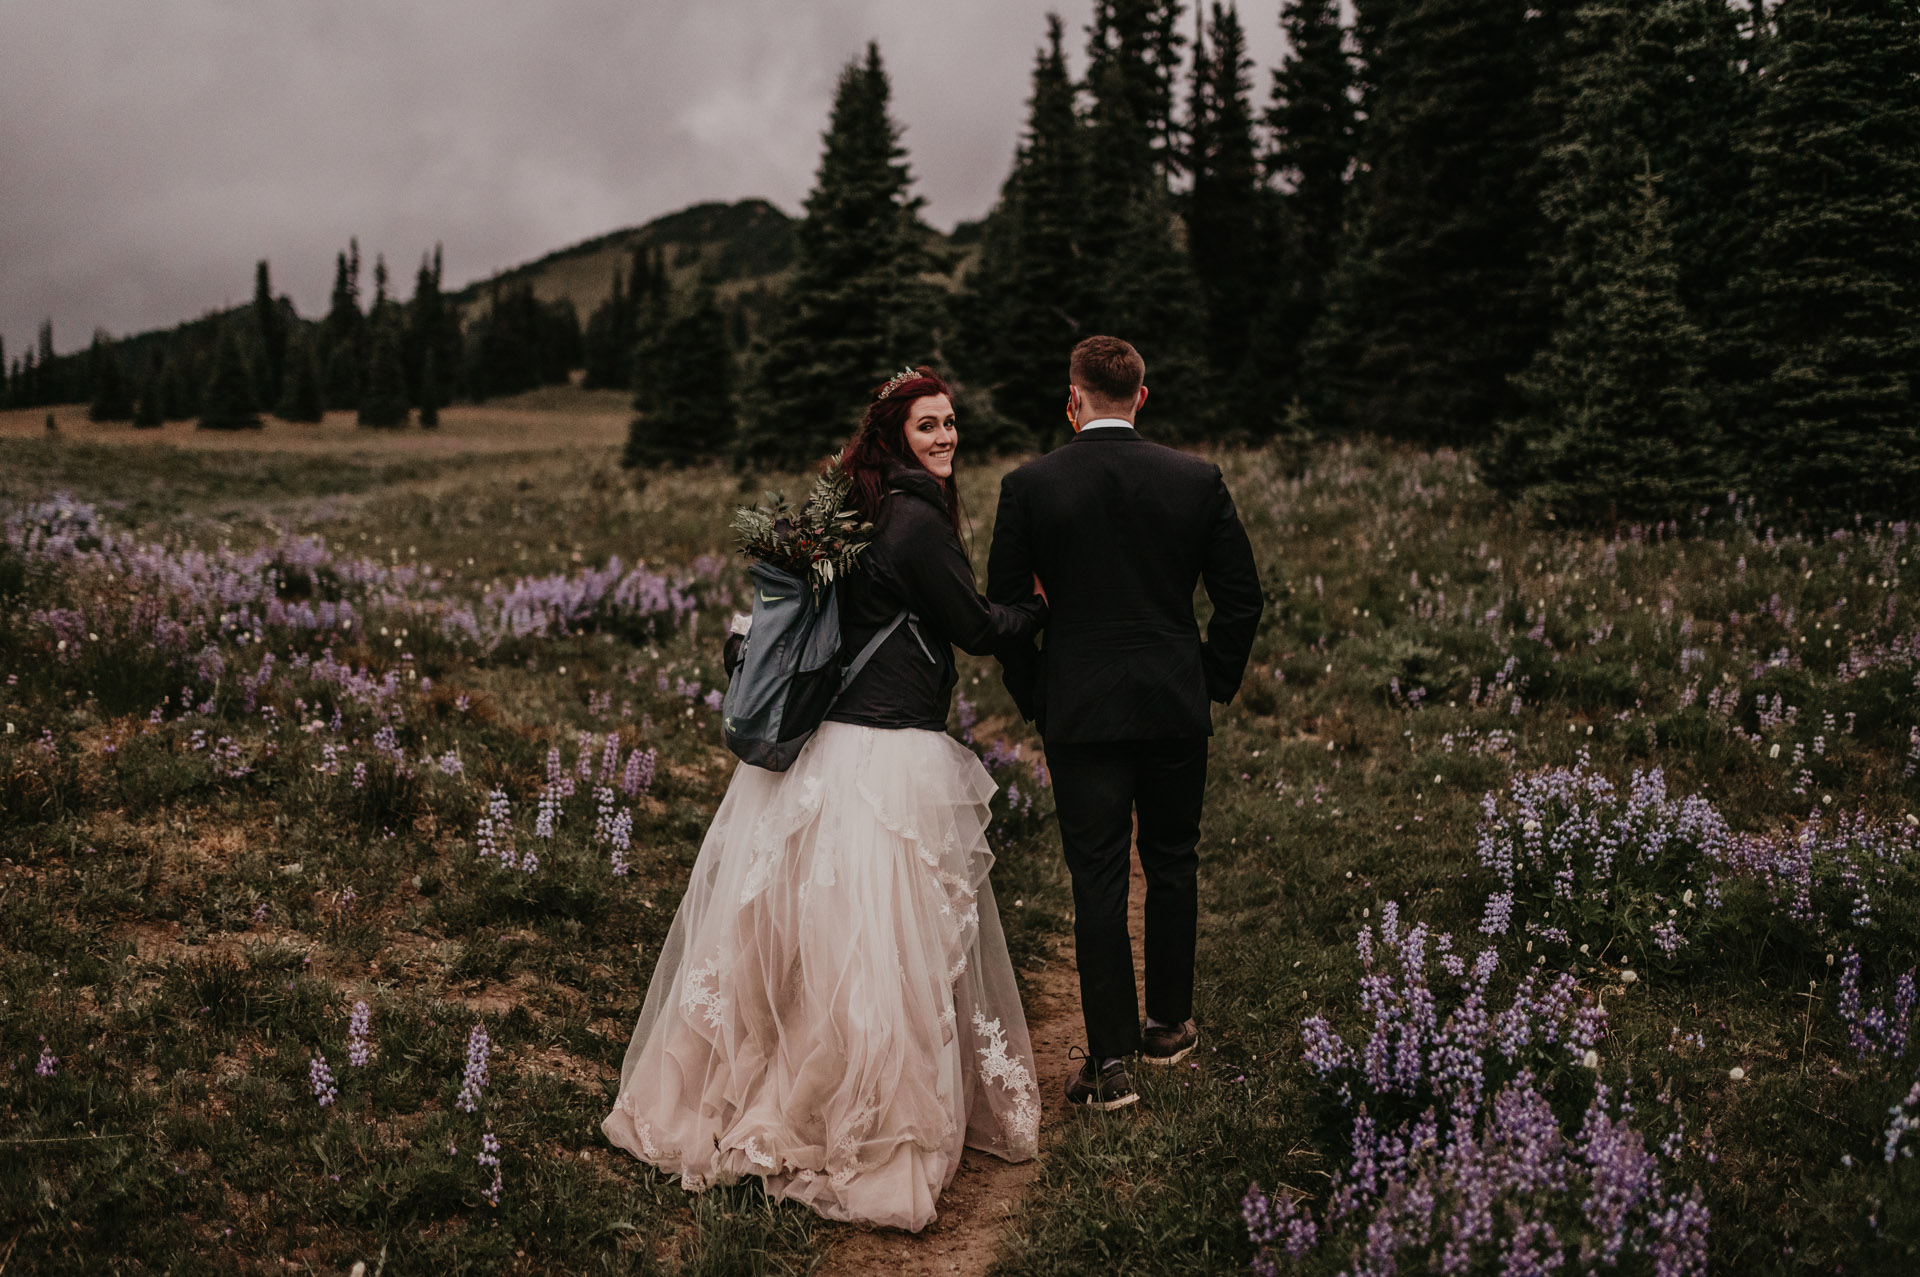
[
  {"xmin": 828, "ymin": 1098, "xmax": 880, "ymax": 1188},
  {"xmin": 681, "ymin": 954, "xmax": 728, "ymax": 1028},
  {"xmin": 972, "ymin": 1009, "xmax": 1041, "ymax": 1149}
]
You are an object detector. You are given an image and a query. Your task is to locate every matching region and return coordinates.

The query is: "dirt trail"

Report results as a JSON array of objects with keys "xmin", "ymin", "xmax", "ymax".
[{"xmin": 814, "ymin": 855, "xmax": 1151, "ymax": 1277}]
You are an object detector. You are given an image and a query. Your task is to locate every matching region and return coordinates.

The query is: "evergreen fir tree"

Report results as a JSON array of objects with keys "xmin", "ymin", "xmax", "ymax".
[
  {"xmin": 1073, "ymin": 0, "xmax": 1210, "ymax": 431},
  {"xmin": 160, "ymin": 345, "xmax": 195, "ymax": 420},
  {"xmin": 1186, "ymin": 4, "xmax": 1269, "ymax": 394},
  {"xmin": 1491, "ymin": 163, "xmax": 1719, "ymax": 522},
  {"xmin": 198, "ymin": 324, "xmax": 261, "ymax": 430},
  {"xmin": 28, "ymin": 321, "xmax": 55, "ymax": 407},
  {"xmin": 1533, "ymin": 0, "xmax": 1743, "ymax": 337},
  {"xmin": 368, "ymin": 254, "xmax": 396, "ymax": 330},
  {"xmin": 86, "ymin": 331, "xmax": 133, "ymax": 421},
  {"xmin": 1302, "ymin": 0, "xmax": 1553, "ymax": 444},
  {"xmin": 37, "ymin": 321, "xmax": 55, "ymax": 386},
  {"xmin": 1732, "ymin": 0, "xmax": 1920, "ymax": 524},
  {"xmin": 133, "ymin": 352, "xmax": 165, "ymax": 429},
  {"xmin": 418, "ymin": 347, "xmax": 440, "ymax": 427},
  {"xmin": 1265, "ymin": 0, "xmax": 1356, "ymax": 283},
  {"xmin": 957, "ymin": 14, "xmax": 1092, "ymax": 451},
  {"xmin": 1351, "ymin": 0, "xmax": 1400, "ymax": 107},
  {"xmin": 541, "ymin": 298, "xmax": 584, "ymax": 383},
  {"xmin": 406, "ymin": 248, "xmax": 454, "ymax": 410},
  {"xmin": 0, "ymin": 337, "xmax": 7, "ymax": 408},
  {"xmin": 250, "ymin": 260, "xmax": 288, "ymax": 406},
  {"xmin": 582, "ymin": 263, "xmax": 630, "ymax": 389},
  {"xmin": 1081, "ymin": 55, "xmax": 1210, "ymax": 434},
  {"xmin": 1085, "ymin": 0, "xmax": 1189, "ymax": 171},
  {"xmin": 277, "ymin": 327, "xmax": 325, "ymax": 422},
  {"xmin": 1485, "ymin": 0, "xmax": 1744, "ymax": 500},
  {"xmin": 622, "ymin": 245, "xmax": 672, "ymax": 393},
  {"xmin": 321, "ymin": 241, "xmax": 364, "ymax": 410},
  {"xmin": 358, "ymin": 307, "xmax": 411, "ymax": 428},
  {"xmin": 739, "ymin": 43, "xmax": 933, "ymax": 469},
  {"xmin": 626, "ymin": 284, "xmax": 736, "ymax": 468},
  {"xmin": 1238, "ymin": 0, "xmax": 1358, "ymax": 426}
]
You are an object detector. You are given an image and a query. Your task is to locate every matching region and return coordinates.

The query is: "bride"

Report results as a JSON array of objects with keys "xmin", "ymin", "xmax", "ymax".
[{"xmin": 602, "ymin": 367, "xmax": 1048, "ymax": 1232}]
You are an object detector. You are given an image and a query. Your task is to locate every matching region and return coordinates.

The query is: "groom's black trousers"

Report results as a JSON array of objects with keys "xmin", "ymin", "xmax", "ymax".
[{"xmin": 1044, "ymin": 736, "xmax": 1208, "ymax": 1061}]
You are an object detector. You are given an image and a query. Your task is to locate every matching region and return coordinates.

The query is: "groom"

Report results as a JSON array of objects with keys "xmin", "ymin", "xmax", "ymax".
[{"xmin": 987, "ymin": 335, "xmax": 1264, "ymax": 1110}]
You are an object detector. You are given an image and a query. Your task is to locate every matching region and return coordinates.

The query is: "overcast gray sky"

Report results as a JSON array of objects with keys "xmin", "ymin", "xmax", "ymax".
[{"xmin": 2, "ymin": 1, "xmax": 1289, "ymax": 356}]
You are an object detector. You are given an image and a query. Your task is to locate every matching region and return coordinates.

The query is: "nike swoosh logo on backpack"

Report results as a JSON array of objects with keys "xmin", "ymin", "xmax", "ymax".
[{"xmin": 760, "ymin": 591, "xmax": 787, "ymax": 602}]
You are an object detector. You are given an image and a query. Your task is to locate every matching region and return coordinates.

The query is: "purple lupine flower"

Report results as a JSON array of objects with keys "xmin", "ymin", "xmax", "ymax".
[
  {"xmin": 34, "ymin": 1041, "xmax": 58, "ymax": 1078},
  {"xmin": 544, "ymin": 746, "xmax": 576, "ymax": 799},
  {"xmin": 1885, "ymin": 1078, "xmax": 1920, "ymax": 1162},
  {"xmin": 610, "ymin": 808, "xmax": 633, "ymax": 876},
  {"xmin": 534, "ymin": 784, "xmax": 561, "ymax": 842},
  {"xmin": 351, "ymin": 761, "xmax": 367, "ymax": 789},
  {"xmin": 456, "ymin": 1023, "xmax": 490, "ymax": 1112},
  {"xmin": 476, "ymin": 788, "xmax": 514, "ymax": 867},
  {"xmin": 437, "ymin": 749, "xmax": 463, "ymax": 775},
  {"xmin": 599, "ymin": 731, "xmax": 621, "ymax": 780},
  {"xmin": 1243, "ymin": 1183, "xmax": 1319, "ymax": 1273},
  {"xmin": 348, "ymin": 1001, "xmax": 373, "ymax": 1067},
  {"xmin": 310, "ymin": 1054, "xmax": 337, "ymax": 1107},
  {"xmin": 477, "ymin": 1131, "xmax": 503, "ymax": 1206},
  {"xmin": 1301, "ymin": 1015, "xmax": 1353, "ymax": 1075},
  {"xmin": 592, "ymin": 785, "xmax": 616, "ymax": 844},
  {"xmin": 621, "ymin": 747, "xmax": 656, "ymax": 798},
  {"xmin": 1893, "ymin": 972, "xmax": 1916, "ymax": 1059},
  {"xmin": 1479, "ymin": 892, "xmax": 1513, "ymax": 936},
  {"xmin": 981, "ymin": 738, "xmax": 1020, "ymax": 771},
  {"xmin": 702, "ymin": 688, "xmax": 723, "ymax": 713}
]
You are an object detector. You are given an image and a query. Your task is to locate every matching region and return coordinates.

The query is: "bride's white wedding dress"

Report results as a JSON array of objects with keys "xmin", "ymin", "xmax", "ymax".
[{"xmin": 602, "ymin": 721, "xmax": 1041, "ymax": 1232}]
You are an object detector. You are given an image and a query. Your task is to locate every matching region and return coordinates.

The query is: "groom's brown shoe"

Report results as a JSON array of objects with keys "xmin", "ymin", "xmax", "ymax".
[
  {"xmin": 1065, "ymin": 1054, "xmax": 1139, "ymax": 1110},
  {"xmin": 1140, "ymin": 1019, "xmax": 1198, "ymax": 1066}
]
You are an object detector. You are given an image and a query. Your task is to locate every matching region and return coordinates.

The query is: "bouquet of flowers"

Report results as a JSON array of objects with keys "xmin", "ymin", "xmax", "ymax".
[{"xmin": 730, "ymin": 461, "xmax": 875, "ymax": 601}]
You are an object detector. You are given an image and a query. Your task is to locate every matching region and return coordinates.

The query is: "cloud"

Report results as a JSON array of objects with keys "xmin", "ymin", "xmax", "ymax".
[{"xmin": 0, "ymin": 0, "xmax": 1289, "ymax": 354}]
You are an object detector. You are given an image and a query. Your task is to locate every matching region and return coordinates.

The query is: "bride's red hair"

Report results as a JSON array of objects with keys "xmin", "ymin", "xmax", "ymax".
[{"xmin": 836, "ymin": 367, "xmax": 964, "ymax": 538}]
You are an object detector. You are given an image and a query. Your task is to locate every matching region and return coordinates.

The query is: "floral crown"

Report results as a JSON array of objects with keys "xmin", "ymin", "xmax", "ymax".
[{"xmin": 876, "ymin": 366, "xmax": 922, "ymax": 399}]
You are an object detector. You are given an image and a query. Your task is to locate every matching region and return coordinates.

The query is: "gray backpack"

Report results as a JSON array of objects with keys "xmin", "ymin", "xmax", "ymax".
[{"xmin": 720, "ymin": 560, "xmax": 916, "ymax": 771}]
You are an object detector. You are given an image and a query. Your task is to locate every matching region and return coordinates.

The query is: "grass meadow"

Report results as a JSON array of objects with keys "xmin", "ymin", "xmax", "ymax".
[{"xmin": 1, "ymin": 391, "xmax": 1916, "ymax": 1274}]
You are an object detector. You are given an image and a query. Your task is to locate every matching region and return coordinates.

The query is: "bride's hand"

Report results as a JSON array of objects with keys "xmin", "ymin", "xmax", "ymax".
[{"xmin": 1032, "ymin": 573, "xmax": 1049, "ymax": 605}]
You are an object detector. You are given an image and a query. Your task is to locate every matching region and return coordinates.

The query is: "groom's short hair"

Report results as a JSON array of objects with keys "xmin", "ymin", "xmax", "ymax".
[{"xmin": 1069, "ymin": 336, "xmax": 1145, "ymax": 410}]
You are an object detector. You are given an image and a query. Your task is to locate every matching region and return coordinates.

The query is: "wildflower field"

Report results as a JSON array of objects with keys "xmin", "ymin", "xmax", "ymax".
[{"xmin": 1, "ymin": 400, "xmax": 1916, "ymax": 1274}]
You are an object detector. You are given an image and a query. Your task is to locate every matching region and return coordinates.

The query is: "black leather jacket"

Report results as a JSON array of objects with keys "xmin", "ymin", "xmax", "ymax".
[{"xmin": 826, "ymin": 466, "xmax": 1047, "ymax": 732}]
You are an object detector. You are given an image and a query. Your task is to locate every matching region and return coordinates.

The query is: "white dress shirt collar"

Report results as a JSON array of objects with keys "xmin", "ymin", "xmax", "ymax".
[{"xmin": 1078, "ymin": 417, "xmax": 1134, "ymax": 432}]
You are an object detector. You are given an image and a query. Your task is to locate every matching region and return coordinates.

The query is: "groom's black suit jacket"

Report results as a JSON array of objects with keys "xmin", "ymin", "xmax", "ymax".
[{"xmin": 985, "ymin": 426, "xmax": 1264, "ymax": 743}]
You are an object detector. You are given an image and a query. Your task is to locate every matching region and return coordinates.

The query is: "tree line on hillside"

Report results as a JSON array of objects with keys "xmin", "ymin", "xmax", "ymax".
[
  {"xmin": 622, "ymin": 0, "xmax": 1918, "ymax": 527},
  {"xmin": 8, "ymin": 243, "xmax": 581, "ymax": 432}
]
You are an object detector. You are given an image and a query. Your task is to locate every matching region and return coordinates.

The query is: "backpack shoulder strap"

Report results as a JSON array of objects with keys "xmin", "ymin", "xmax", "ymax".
[{"xmin": 838, "ymin": 609, "xmax": 910, "ymax": 694}]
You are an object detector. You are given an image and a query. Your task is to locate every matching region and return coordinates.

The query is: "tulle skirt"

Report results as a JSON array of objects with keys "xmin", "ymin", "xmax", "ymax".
[{"xmin": 601, "ymin": 722, "xmax": 1041, "ymax": 1232}]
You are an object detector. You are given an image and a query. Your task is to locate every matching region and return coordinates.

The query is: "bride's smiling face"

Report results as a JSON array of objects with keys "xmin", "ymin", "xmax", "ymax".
[{"xmin": 904, "ymin": 394, "xmax": 957, "ymax": 478}]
